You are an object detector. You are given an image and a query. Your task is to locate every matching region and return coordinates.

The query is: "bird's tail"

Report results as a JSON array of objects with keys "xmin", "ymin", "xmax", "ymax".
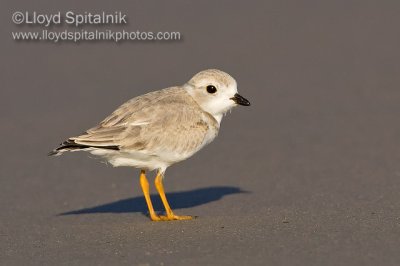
[{"xmin": 48, "ymin": 139, "xmax": 119, "ymax": 156}]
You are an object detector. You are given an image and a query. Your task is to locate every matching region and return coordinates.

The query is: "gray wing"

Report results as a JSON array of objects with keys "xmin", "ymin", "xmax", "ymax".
[{"xmin": 70, "ymin": 87, "xmax": 213, "ymax": 155}]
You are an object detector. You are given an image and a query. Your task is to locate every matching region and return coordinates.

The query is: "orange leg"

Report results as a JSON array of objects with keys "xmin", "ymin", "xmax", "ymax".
[
  {"xmin": 139, "ymin": 170, "xmax": 161, "ymax": 221},
  {"xmin": 154, "ymin": 171, "xmax": 194, "ymax": 221}
]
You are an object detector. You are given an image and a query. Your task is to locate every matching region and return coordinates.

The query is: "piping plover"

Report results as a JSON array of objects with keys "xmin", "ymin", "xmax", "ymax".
[{"xmin": 49, "ymin": 69, "xmax": 250, "ymax": 221}]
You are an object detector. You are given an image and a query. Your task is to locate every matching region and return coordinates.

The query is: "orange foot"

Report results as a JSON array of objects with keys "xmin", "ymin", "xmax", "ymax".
[{"xmin": 150, "ymin": 214, "xmax": 195, "ymax": 221}]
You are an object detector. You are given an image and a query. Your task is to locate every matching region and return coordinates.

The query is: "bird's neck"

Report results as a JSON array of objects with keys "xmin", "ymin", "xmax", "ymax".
[{"xmin": 212, "ymin": 113, "xmax": 223, "ymax": 124}]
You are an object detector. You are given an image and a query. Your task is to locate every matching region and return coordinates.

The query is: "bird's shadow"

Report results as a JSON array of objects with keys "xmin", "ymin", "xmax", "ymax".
[{"xmin": 59, "ymin": 186, "xmax": 247, "ymax": 216}]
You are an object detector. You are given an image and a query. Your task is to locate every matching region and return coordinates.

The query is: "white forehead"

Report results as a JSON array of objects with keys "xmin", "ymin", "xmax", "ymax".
[{"xmin": 187, "ymin": 69, "xmax": 237, "ymax": 88}]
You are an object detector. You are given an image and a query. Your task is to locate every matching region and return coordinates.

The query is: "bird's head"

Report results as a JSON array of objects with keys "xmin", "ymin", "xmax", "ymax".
[{"xmin": 184, "ymin": 69, "xmax": 250, "ymax": 123}]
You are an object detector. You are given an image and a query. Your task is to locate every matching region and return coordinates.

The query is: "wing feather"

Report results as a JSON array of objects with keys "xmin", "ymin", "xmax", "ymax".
[{"xmin": 70, "ymin": 87, "xmax": 218, "ymax": 155}]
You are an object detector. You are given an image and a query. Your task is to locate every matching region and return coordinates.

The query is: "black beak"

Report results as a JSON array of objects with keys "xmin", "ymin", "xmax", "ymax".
[{"xmin": 231, "ymin": 93, "xmax": 251, "ymax": 106}]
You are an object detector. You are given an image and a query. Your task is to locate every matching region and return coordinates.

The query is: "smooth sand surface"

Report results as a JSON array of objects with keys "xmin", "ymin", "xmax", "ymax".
[{"xmin": 2, "ymin": 1, "xmax": 400, "ymax": 265}]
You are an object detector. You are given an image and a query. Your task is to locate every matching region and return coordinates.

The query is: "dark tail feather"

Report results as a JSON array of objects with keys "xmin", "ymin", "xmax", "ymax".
[
  {"xmin": 48, "ymin": 139, "xmax": 119, "ymax": 156},
  {"xmin": 48, "ymin": 150, "xmax": 60, "ymax": 156}
]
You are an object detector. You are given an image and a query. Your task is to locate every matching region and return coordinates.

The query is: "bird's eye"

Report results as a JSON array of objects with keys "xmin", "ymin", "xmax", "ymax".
[{"xmin": 206, "ymin": 85, "xmax": 217, "ymax": 94}]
